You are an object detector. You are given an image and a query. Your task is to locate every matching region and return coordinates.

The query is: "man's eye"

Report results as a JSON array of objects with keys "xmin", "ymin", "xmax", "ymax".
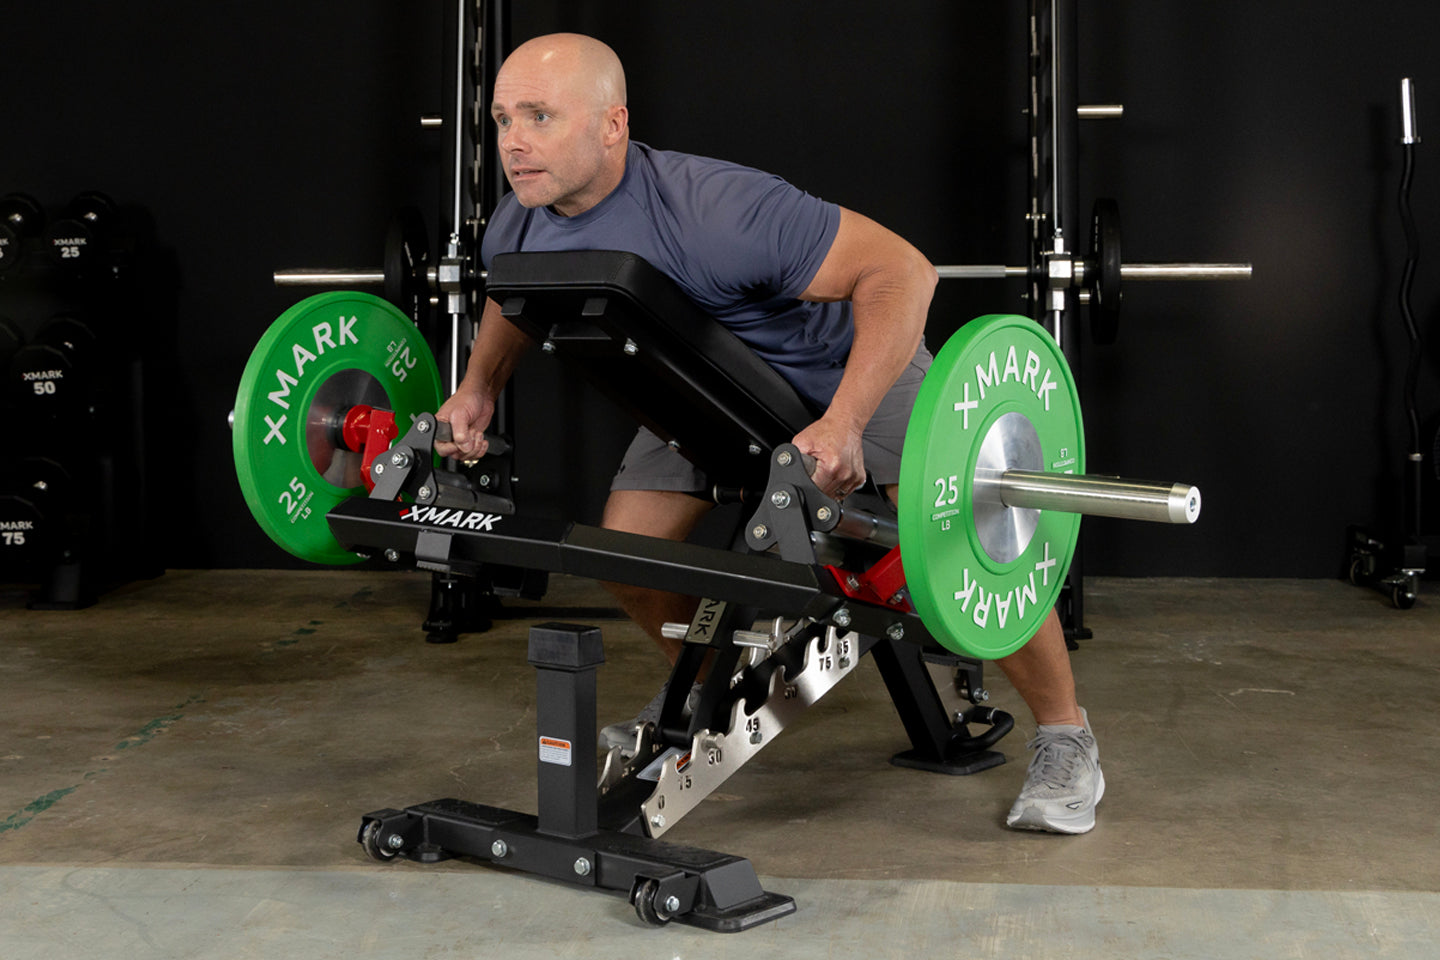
[
  {"xmin": 534, "ymin": 113, "xmax": 549, "ymax": 123},
  {"xmin": 495, "ymin": 116, "xmax": 510, "ymax": 127}
]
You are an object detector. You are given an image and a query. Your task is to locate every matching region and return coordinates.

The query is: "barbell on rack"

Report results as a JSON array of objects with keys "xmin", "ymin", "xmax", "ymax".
[
  {"xmin": 937, "ymin": 199, "xmax": 1251, "ymax": 344},
  {"xmin": 274, "ymin": 198, "xmax": 1249, "ymax": 346}
]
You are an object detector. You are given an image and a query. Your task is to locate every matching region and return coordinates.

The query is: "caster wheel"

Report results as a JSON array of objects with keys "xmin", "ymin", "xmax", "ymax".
[
  {"xmin": 1347, "ymin": 556, "xmax": 1365, "ymax": 585},
  {"xmin": 631, "ymin": 878, "xmax": 676, "ymax": 927},
  {"xmin": 1392, "ymin": 585, "xmax": 1417, "ymax": 610},
  {"xmin": 360, "ymin": 820, "xmax": 400, "ymax": 863}
]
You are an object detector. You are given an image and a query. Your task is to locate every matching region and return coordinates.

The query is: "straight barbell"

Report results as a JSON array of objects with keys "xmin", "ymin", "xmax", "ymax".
[
  {"xmin": 933, "ymin": 263, "xmax": 1251, "ymax": 282},
  {"xmin": 232, "ymin": 298, "xmax": 1199, "ymax": 659},
  {"xmin": 275, "ymin": 198, "xmax": 1249, "ymax": 349}
]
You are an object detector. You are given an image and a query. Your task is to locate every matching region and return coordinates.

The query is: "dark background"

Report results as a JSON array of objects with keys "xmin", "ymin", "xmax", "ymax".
[{"xmin": 2, "ymin": 1, "xmax": 1437, "ymax": 578}]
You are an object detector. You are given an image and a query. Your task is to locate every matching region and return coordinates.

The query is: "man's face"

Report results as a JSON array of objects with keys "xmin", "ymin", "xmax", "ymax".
[{"xmin": 491, "ymin": 54, "xmax": 611, "ymax": 216}]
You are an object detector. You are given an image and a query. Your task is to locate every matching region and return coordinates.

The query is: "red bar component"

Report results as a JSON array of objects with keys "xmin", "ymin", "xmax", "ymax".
[
  {"xmin": 340, "ymin": 405, "xmax": 374, "ymax": 453},
  {"xmin": 359, "ymin": 410, "xmax": 398, "ymax": 493},
  {"xmin": 825, "ymin": 545, "xmax": 911, "ymax": 613}
]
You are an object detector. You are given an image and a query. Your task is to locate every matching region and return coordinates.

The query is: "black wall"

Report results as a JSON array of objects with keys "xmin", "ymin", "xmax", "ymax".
[{"xmin": 2, "ymin": 1, "xmax": 1437, "ymax": 577}]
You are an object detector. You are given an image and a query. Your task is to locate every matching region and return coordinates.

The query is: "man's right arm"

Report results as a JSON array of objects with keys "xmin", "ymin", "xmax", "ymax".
[{"xmin": 434, "ymin": 296, "xmax": 534, "ymax": 460}]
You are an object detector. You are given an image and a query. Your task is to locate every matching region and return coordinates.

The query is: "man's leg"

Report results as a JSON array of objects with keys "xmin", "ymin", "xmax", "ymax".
[
  {"xmin": 599, "ymin": 488, "xmax": 713, "ymax": 664},
  {"xmin": 995, "ymin": 607, "xmax": 1103, "ymax": 833},
  {"xmin": 994, "ymin": 608, "xmax": 1082, "ymax": 726}
]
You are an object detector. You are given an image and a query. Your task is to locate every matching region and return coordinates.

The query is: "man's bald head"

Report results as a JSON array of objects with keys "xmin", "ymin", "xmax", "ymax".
[{"xmin": 500, "ymin": 33, "xmax": 627, "ymax": 113}]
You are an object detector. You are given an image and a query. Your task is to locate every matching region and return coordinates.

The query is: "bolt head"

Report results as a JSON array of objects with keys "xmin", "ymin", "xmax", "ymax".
[
  {"xmin": 751, "ymin": 523, "xmax": 769, "ymax": 540},
  {"xmin": 776, "ymin": 450, "xmax": 793, "ymax": 466},
  {"xmin": 886, "ymin": 623, "xmax": 905, "ymax": 640},
  {"xmin": 416, "ymin": 419, "xmax": 431, "ymax": 433},
  {"xmin": 573, "ymin": 857, "xmax": 592, "ymax": 876},
  {"xmin": 650, "ymin": 814, "xmax": 666, "ymax": 829},
  {"xmin": 384, "ymin": 548, "xmax": 399, "ymax": 563},
  {"xmin": 816, "ymin": 506, "xmax": 832, "ymax": 522},
  {"xmin": 833, "ymin": 608, "xmax": 852, "ymax": 628},
  {"xmin": 664, "ymin": 895, "xmax": 681, "ymax": 914},
  {"xmin": 542, "ymin": 340, "xmax": 556, "ymax": 353},
  {"xmin": 747, "ymin": 443, "xmax": 761, "ymax": 455},
  {"xmin": 623, "ymin": 339, "xmax": 638, "ymax": 355},
  {"xmin": 749, "ymin": 730, "xmax": 763, "ymax": 744},
  {"xmin": 491, "ymin": 839, "xmax": 508, "ymax": 858},
  {"xmin": 373, "ymin": 462, "xmax": 385, "ymax": 475},
  {"xmin": 770, "ymin": 489, "xmax": 791, "ymax": 509},
  {"xmin": 386, "ymin": 833, "xmax": 404, "ymax": 850},
  {"xmin": 417, "ymin": 486, "xmax": 433, "ymax": 501}
]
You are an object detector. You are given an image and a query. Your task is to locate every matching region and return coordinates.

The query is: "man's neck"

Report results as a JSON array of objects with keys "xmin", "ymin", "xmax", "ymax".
[{"xmin": 551, "ymin": 139, "xmax": 629, "ymax": 217}]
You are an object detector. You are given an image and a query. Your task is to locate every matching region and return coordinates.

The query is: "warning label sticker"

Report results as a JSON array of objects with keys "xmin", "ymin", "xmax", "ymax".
[{"xmin": 538, "ymin": 736, "xmax": 572, "ymax": 767}]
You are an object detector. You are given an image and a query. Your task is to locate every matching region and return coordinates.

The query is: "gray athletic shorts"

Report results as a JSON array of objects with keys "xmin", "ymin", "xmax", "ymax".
[{"xmin": 611, "ymin": 341, "xmax": 933, "ymax": 493}]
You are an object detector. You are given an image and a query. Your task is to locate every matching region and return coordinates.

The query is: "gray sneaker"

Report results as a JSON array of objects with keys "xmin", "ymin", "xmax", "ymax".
[
  {"xmin": 1005, "ymin": 707, "xmax": 1104, "ymax": 834},
  {"xmin": 598, "ymin": 682, "xmax": 702, "ymax": 754}
]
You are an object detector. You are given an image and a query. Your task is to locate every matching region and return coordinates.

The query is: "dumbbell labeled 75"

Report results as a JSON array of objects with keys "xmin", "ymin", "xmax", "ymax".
[{"xmin": 898, "ymin": 315, "xmax": 1085, "ymax": 659}]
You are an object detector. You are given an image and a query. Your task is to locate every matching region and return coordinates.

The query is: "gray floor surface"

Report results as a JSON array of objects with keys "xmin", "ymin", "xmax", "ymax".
[{"xmin": 2, "ymin": 571, "xmax": 1436, "ymax": 958}]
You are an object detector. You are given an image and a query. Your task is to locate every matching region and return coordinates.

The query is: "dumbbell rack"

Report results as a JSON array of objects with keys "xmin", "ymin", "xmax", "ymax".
[{"xmin": 0, "ymin": 190, "xmax": 160, "ymax": 607}]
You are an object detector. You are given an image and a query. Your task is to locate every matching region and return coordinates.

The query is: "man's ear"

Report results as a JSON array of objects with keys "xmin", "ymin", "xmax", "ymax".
[{"xmin": 603, "ymin": 105, "xmax": 629, "ymax": 146}]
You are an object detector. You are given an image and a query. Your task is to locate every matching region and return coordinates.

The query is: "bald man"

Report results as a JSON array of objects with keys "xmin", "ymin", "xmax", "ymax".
[{"xmin": 436, "ymin": 34, "xmax": 1104, "ymax": 835}]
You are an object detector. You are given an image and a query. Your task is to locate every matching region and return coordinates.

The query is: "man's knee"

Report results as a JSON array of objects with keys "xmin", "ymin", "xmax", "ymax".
[{"xmin": 601, "ymin": 488, "xmax": 712, "ymax": 540}]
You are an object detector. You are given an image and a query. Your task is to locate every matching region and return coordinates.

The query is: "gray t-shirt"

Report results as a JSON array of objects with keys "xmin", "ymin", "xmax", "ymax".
[{"xmin": 480, "ymin": 141, "xmax": 851, "ymax": 409}]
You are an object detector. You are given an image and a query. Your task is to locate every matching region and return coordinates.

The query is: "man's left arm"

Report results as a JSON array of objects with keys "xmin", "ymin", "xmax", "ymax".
[{"xmin": 795, "ymin": 206, "xmax": 937, "ymax": 498}]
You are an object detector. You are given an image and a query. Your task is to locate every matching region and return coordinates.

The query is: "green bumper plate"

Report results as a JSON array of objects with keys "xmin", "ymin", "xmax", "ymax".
[
  {"xmin": 898, "ymin": 315, "xmax": 1084, "ymax": 659},
  {"xmin": 233, "ymin": 292, "xmax": 442, "ymax": 564}
]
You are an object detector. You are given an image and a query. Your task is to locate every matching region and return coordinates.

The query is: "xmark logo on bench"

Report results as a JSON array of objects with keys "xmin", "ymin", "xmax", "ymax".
[{"xmin": 399, "ymin": 505, "xmax": 502, "ymax": 531}]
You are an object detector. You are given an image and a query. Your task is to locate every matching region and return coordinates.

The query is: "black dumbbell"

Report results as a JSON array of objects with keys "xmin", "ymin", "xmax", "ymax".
[
  {"xmin": 44, "ymin": 191, "xmax": 117, "ymax": 275},
  {"xmin": 0, "ymin": 193, "xmax": 44, "ymax": 273},
  {"xmin": 0, "ymin": 456, "xmax": 72, "ymax": 574},
  {"xmin": 7, "ymin": 314, "xmax": 99, "ymax": 417}
]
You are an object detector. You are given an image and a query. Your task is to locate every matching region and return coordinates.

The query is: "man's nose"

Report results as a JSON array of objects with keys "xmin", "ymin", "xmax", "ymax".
[{"xmin": 500, "ymin": 124, "xmax": 526, "ymax": 153}]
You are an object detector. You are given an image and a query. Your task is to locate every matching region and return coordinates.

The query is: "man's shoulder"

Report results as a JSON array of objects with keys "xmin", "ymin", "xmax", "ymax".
[
  {"xmin": 631, "ymin": 141, "xmax": 783, "ymax": 193},
  {"xmin": 479, "ymin": 193, "xmax": 530, "ymax": 264}
]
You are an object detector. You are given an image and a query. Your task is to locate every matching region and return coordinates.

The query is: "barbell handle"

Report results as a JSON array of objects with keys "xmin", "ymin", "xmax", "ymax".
[
  {"xmin": 991, "ymin": 470, "xmax": 1201, "ymax": 524},
  {"xmin": 934, "ymin": 265, "xmax": 1029, "ymax": 280},
  {"xmin": 1117, "ymin": 263, "xmax": 1251, "ymax": 281},
  {"xmin": 272, "ymin": 266, "xmax": 476, "ymax": 288},
  {"xmin": 933, "ymin": 262, "xmax": 1251, "ymax": 282},
  {"xmin": 274, "ymin": 268, "xmax": 386, "ymax": 287},
  {"xmin": 827, "ymin": 470, "xmax": 1199, "ymax": 554}
]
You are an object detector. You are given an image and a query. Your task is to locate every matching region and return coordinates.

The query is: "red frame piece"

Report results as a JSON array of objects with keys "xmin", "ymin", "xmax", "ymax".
[
  {"xmin": 338, "ymin": 405, "xmax": 398, "ymax": 493},
  {"xmin": 825, "ymin": 546, "xmax": 912, "ymax": 613}
]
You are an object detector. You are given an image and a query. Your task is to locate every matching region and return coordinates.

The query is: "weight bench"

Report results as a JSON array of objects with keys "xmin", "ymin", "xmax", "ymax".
[{"xmin": 331, "ymin": 251, "xmax": 1015, "ymax": 930}]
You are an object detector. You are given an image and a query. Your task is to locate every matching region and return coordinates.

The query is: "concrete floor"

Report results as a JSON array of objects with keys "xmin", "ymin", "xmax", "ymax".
[{"xmin": 2, "ymin": 571, "xmax": 1437, "ymax": 958}]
